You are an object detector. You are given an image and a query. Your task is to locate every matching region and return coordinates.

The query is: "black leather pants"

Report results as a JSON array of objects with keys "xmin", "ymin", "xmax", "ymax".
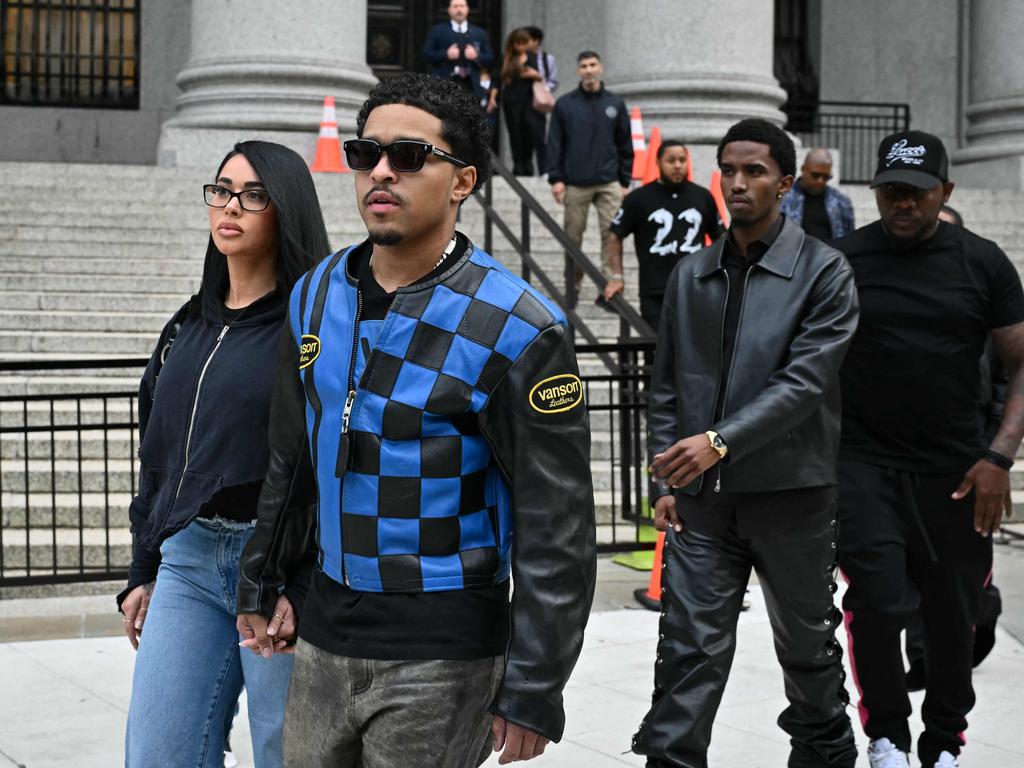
[{"xmin": 632, "ymin": 505, "xmax": 856, "ymax": 768}]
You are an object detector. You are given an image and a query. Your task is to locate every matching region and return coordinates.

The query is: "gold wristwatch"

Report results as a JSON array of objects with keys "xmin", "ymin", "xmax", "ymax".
[{"xmin": 705, "ymin": 430, "xmax": 728, "ymax": 459}]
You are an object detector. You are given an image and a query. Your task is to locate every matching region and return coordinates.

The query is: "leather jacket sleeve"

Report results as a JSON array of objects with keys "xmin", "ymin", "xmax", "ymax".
[
  {"xmin": 646, "ymin": 277, "xmax": 679, "ymax": 500},
  {"xmin": 478, "ymin": 323, "xmax": 597, "ymax": 743},
  {"xmin": 237, "ymin": 319, "xmax": 318, "ymax": 623},
  {"xmin": 712, "ymin": 262, "xmax": 859, "ymax": 461}
]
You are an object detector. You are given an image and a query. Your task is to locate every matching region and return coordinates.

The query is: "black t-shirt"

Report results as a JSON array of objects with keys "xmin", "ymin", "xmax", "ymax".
[
  {"xmin": 835, "ymin": 220, "xmax": 1024, "ymax": 473},
  {"xmin": 299, "ymin": 236, "xmax": 512, "ymax": 660},
  {"xmin": 609, "ymin": 180, "xmax": 723, "ymax": 297},
  {"xmin": 801, "ymin": 190, "xmax": 833, "ymax": 241}
]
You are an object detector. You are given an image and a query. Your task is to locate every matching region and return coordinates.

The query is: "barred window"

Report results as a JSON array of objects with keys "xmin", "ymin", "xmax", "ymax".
[{"xmin": 1, "ymin": 0, "xmax": 139, "ymax": 109}]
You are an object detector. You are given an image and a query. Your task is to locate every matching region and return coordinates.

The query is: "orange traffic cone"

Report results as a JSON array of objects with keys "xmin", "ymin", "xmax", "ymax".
[
  {"xmin": 642, "ymin": 126, "xmax": 662, "ymax": 185},
  {"xmin": 709, "ymin": 169, "xmax": 731, "ymax": 229},
  {"xmin": 630, "ymin": 107, "xmax": 647, "ymax": 181},
  {"xmin": 633, "ymin": 531, "xmax": 666, "ymax": 611},
  {"xmin": 311, "ymin": 96, "xmax": 348, "ymax": 173}
]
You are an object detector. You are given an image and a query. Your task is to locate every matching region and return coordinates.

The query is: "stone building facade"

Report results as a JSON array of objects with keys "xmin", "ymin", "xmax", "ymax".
[{"xmin": 1, "ymin": 0, "xmax": 1020, "ymax": 187}]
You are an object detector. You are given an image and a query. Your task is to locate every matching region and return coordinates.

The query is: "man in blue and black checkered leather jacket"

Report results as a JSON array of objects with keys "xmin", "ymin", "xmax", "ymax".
[{"xmin": 237, "ymin": 72, "xmax": 597, "ymax": 767}]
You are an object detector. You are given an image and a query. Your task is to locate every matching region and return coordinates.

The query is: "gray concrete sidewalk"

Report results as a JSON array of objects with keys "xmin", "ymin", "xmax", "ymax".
[{"xmin": 3, "ymin": 550, "xmax": 1024, "ymax": 767}]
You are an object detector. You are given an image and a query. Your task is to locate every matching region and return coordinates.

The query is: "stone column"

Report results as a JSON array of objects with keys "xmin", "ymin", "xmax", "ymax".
[
  {"xmin": 601, "ymin": 0, "xmax": 788, "ymax": 175},
  {"xmin": 952, "ymin": 0, "xmax": 1024, "ymax": 188},
  {"xmin": 157, "ymin": 0, "xmax": 377, "ymax": 168}
]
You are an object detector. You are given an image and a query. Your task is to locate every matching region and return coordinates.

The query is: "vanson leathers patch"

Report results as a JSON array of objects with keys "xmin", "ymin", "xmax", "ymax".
[
  {"xmin": 299, "ymin": 334, "xmax": 321, "ymax": 369},
  {"xmin": 529, "ymin": 374, "xmax": 584, "ymax": 414}
]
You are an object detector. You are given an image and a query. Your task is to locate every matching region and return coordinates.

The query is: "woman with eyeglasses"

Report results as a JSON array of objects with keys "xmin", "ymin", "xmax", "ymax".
[{"xmin": 117, "ymin": 140, "xmax": 330, "ymax": 768}]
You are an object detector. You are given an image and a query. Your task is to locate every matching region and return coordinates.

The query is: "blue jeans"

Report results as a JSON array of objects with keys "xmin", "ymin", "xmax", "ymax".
[{"xmin": 125, "ymin": 518, "xmax": 293, "ymax": 768}]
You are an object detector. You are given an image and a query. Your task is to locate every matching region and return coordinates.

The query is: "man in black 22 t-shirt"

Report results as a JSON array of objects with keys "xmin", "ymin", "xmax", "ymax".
[
  {"xmin": 834, "ymin": 130, "xmax": 1024, "ymax": 768},
  {"xmin": 604, "ymin": 140, "xmax": 724, "ymax": 331}
]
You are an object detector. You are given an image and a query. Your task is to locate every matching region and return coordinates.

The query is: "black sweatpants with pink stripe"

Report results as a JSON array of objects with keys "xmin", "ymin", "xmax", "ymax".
[{"xmin": 837, "ymin": 460, "xmax": 992, "ymax": 766}]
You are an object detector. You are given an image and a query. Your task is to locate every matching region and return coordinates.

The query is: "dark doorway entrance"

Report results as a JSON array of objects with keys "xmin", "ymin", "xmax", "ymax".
[
  {"xmin": 366, "ymin": 1, "xmax": 503, "ymax": 81},
  {"xmin": 774, "ymin": 0, "xmax": 820, "ymax": 132}
]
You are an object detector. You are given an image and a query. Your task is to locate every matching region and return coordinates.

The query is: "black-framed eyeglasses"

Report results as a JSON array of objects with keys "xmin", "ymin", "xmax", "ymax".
[
  {"xmin": 807, "ymin": 171, "xmax": 833, "ymax": 182},
  {"xmin": 203, "ymin": 184, "xmax": 272, "ymax": 212},
  {"xmin": 343, "ymin": 139, "xmax": 469, "ymax": 173}
]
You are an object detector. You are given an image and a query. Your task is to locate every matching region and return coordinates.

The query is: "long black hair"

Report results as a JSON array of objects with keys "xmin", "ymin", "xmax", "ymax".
[{"xmin": 198, "ymin": 140, "xmax": 331, "ymax": 309}]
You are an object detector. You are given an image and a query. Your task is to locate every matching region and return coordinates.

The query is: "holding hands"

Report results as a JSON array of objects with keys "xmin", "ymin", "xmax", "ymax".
[{"xmin": 237, "ymin": 594, "xmax": 297, "ymax": 659}]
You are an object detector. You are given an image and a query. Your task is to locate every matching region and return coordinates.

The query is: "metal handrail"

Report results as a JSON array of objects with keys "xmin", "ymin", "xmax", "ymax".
[
  {"xmin": 477, "ymin": 155, "xmax": 655, "ymax": 345},
  {"xmin": 782, "ymin": 100, "xmax": 911, "ymax": 184}
]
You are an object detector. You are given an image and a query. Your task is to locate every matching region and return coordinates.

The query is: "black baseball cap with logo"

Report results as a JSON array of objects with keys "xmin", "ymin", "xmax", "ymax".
[{"xmin": 871, "ymin": 130, "xmax": 949, "ymax": 189}]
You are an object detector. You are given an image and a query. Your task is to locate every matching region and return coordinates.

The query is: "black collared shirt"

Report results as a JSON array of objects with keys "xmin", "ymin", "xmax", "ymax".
[
  {"xmin": 715, "ymin": 215, "xmax": 784, "ymax": 421},
  {"xmin": 677, "ymin": 215, "xmax": 835, "ymax": 538}
]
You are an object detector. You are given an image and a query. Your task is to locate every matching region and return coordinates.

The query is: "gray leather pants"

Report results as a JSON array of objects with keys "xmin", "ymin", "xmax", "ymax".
[{"xmin": 283, "ymin": 639, "xmax": 503, "ymax": 768}]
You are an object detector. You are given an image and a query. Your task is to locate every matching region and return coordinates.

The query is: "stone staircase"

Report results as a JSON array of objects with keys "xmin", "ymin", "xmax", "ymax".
[{"xmin": 3, "ymin": 162, "xmax": 1024, "ymax": 585}]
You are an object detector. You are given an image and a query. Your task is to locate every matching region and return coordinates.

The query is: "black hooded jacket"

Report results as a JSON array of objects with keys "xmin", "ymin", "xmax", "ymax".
[{"xmin": 117, "ymin": 289, "xmax": 315, "ymax": 611}]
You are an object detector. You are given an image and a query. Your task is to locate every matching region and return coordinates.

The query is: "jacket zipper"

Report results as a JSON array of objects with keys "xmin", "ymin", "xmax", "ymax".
[
  {"xmin": 342, "ymin": 290, "xmax": 363, "ymax": 436},
  {"xmin": 710, "ymin": 270, "xmax": 730, "ymax": 493},
  {"xmin": 338, "ymin": 289, "xmax": 363, "ymax": 586},
  {"xmin": 170, "ymin": 323, "xmax": 230, "ymax": 510},
  {"xmin": 715, "ymin": 264, "xmax": 755, "ymax": 493}
]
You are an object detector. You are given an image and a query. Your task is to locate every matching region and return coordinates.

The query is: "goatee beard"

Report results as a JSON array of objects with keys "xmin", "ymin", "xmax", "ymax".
[{"xmin": 369, "ymin": 229, "xmax": 403, "ymax": 247}]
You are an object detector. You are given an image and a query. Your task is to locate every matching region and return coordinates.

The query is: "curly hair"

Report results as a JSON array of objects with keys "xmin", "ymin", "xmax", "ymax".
[
  {"xmin": 356, "ymin": 72, "xmax": 491, "ymax": 192},
  {"xmin": 716, "ymin": 118, "xmax": 796, "ymax": 178}
]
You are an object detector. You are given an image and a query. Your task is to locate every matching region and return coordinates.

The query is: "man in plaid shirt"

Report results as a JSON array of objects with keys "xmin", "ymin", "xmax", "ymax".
[{"xmin": 237, "ymin": 72, "xmax": 596, "ymax": 767}]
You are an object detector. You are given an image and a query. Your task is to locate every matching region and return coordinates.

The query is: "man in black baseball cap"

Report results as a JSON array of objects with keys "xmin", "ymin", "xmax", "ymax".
[
  {"xmin": 872, "ymin": 130, "xmax": 949, "ymax": 188},
  {"xmin": 833, "ymin": 130, "xmax": 1024, "ymax": 768}
]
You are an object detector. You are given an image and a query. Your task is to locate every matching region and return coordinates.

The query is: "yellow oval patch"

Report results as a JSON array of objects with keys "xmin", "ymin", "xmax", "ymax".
[
  {"xmin": 298, "ymin": 334, "xmax": 321, "ymax": 369},
  {"xmin": 529, "ymin": 373, "xmax": 584, "ymax": 414}
]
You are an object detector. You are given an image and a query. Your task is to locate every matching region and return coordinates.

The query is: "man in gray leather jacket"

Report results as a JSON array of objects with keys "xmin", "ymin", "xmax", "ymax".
[{"xmin": 631, "ymin": 118, "xmax": 860, "ymax": 768}]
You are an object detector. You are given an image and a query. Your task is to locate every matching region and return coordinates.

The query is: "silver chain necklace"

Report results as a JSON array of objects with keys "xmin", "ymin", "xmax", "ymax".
[{"xmin": 435, "ymin": 235, "xmax": 458, "ymax": 269}]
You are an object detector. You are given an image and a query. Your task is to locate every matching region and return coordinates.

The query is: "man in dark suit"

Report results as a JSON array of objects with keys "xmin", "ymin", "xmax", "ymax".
[{"xmin": 422, "ymin": 0, "xmax": 494, "ymax": 102}]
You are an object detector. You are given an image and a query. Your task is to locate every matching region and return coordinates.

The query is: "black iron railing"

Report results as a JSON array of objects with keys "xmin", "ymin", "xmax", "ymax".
[
  {"xmin": 576, "ymin": 341, "xmax": 656, "ymax": 555},
  {"xmin": 475, "ymin": 155, "xmax": 655, "ymax": 374},
  {"xmin": 783, "ymin": 101, "xmax": 911, "ymax": 184},
  {"xmin": 0, "ymin": 345, "xmax": 656, "ymax": 586},
  {"xmin": 0, "ymin": 358, "xmax": 144, "ymax": 587},
  {"xmin": 1, "ymin": 0, "xmax": 140, "ymax": 108}
]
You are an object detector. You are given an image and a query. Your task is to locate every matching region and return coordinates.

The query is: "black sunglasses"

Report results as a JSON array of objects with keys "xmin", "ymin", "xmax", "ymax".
[{"xmin": 343, "ymin": 139, "xmax": 469, "ymax": 173}]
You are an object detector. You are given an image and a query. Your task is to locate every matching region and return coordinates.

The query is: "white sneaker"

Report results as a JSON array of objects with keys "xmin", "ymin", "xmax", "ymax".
[
  {"xmin": 868, "ymin": 738, "xmax": 910, "ymax": 768},
  {"xmin": 933, "ymin": 751, "xmax": 959, "ymax": 767}
]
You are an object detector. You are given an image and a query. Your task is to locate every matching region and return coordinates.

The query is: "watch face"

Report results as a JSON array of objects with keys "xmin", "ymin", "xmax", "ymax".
[{"xmin": 713, "ymin": 436, "xmax": 724, "ymax": 449}]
